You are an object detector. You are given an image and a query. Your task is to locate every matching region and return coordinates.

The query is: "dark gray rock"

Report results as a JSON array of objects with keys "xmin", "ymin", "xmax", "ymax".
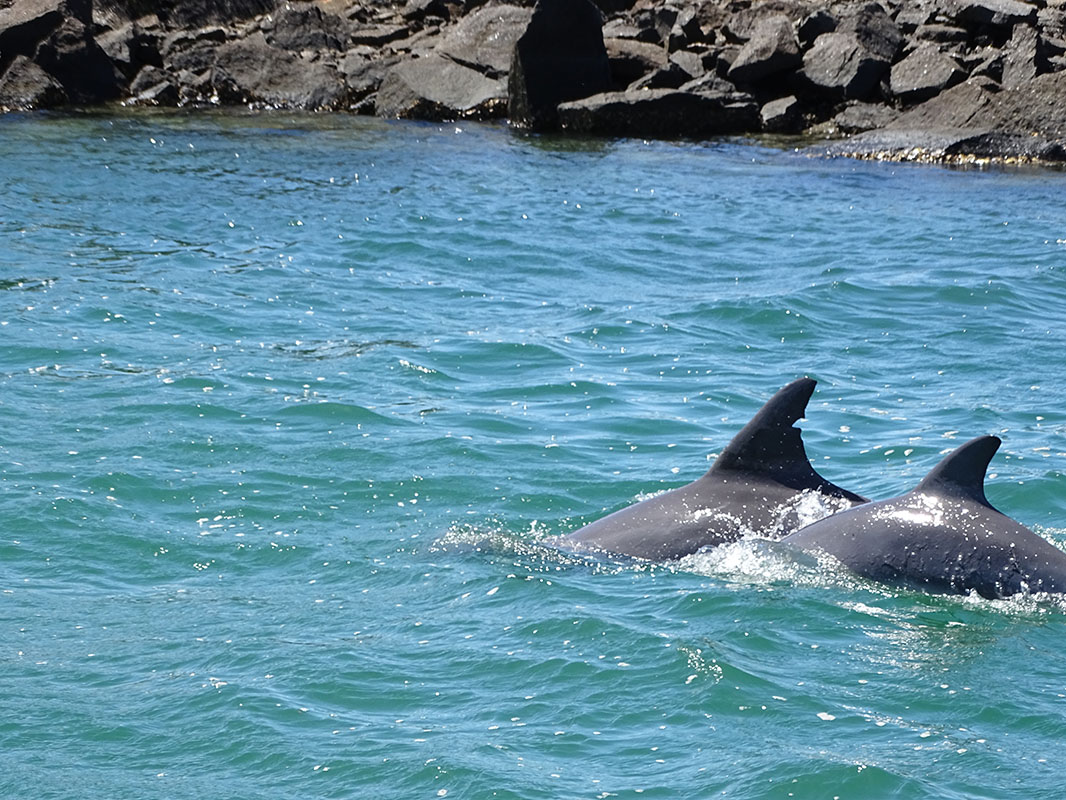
[
  {"xmin": 895, "ymin": 5, "xmax": 935, "ymax": 33},
  {"xmin": 436, "ymin": 4, "xmax": 532, "ymax": 78},
  {"xmin": 823, "ymin": 72, "xmax": 1066, "ymax": 161},
  {"xmin": 266, "ymin": 3, "xmax": 347, "ymax": 52},
  {"xmin": 96, "ymin": 21, "xmax": 161, "ymax": 79},
  {"xmin": 401, "ymin": 0, "xmax": 450, "ymax": 23},
  {"xmin": 669, "ymin": 49, "xmax": 705, "ymax": 79},
  {"xmin": 342, "ymin": 49, "xmax": 400, "ymax": 103},
  {"xmin": 127, "ymin": 65, "xmax": 179, "ymax": 105},
  {"xmin": 557, "ymin": 87, "xmax": 758, "ymax": 137},
  {"xmin": 838, "ymin": 2, "xmax": 901, "ymax": 63},
  {"xmin": 800, "ymin": 32, "xmax": 890, "ymax": 100},
  {"xmin": 679, "ymin": 70, "xmax": 742, "ymax": 94},
  {"xmin": 727, "ymin": 14, "xmax": 800, "ymax": 84},
  {"xmin": 508, "ymin": 0, "xmax": 611, "ymax": 130},
  {"xmin": 964, "ymin": 45, "xmax": 1005, "ymax": 80},
  {"xmin": 1001, "ymin": 23, "xmax": 1042, "ymax": 88},
  {"xmin": 829, "ymin": 99, "xmax": 901, "ymax": 133},
  {"xmin": 634, "ymin": 5, "xmax": 678, "ymax": 47},
  {"xmin": 760, "ymin": 94, "xmax": 800, "ymax": 131},
  {"xmin": 629, "ymin": 61, "xmax": 692, "ymax": 90},
  {"xmin": 33, "ymin": 13, "xmax": 122, "ymax": 102},
  {"xmin": 604, "ymin": 37, "xmax": 669, "ymax": 87},
  {"xmin": 376, "ymin": 53, "xmax": 504, "ymax": 119},
  {"xmin": 889, "ymin": 43, "xmax": 966, "ymax": 103},
  {"xmin": 913, "ymin": 23, "xmax": 970, "ymax": 44},
  {"xmin": 797, "ymin": 10, "xmax": 836, "ymax": 47},
  {"xmin": 0, "ymin": 54, "xmax": 67, "ymax": 109},
  {"xmin": 350, "ymin": 23, "xmax": 411, "ymax": 47},
  {"xmin": 668, "ymin": 6, "xmax": 704, "ymax": 51},
  {"xmin": 147, "ymin": 0, "xmax": 275, "ymax": 29},
  {"xmin": 0, "ymin": 0, "xmax": 121, "ymax": 104},
  {"xmin": 209, "ymin": 32, "xmax": 347, "ymax": 109},
  {"xmin": 949, "ymin": 0, "xmax": 1037, "ymax": 30}
]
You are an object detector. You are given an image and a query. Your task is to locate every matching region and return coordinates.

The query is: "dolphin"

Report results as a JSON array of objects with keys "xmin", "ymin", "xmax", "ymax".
[
  {"xmin": 561, "ymin": 377, "xmax": 867, "ymax": 560},
  {"xmin": 781, "ymin": 435, "xmax": 1066, "ymax": 598}
]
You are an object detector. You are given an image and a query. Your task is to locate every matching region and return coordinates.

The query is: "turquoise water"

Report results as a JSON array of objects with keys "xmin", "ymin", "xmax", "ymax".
[{"xmin": 3, "ymin": 111, "xmax": 1066, "ymax": 799}]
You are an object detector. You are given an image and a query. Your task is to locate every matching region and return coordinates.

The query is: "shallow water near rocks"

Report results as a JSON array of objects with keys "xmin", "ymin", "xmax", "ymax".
[{"xmin": 3, "ymin": 110, "xmax": 1066, "ymax": 799}]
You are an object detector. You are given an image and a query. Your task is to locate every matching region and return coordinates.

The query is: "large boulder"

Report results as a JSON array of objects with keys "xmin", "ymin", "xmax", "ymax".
[
  {"xmin": 839, "ymin": 2, "xmax": 901, "ymax": 63},
  {"xmin": 0, "ymin": 54, "xmax": 67, "ymax": 109},
  {"xmin": 889, "ymin": 43, "xmax": 966, "ymax": 103},
  {"xmin": 264, "ymin": 3, "xmax": 347, "ymax": 52},
  {"xmin": 209, "ymin": 32, "xmax": 347, "ymax": 109},
  {"xmin": 948, "ymin": 0, "xmax": 1037, "ymax": 31},
  {"xmin": 508, "ymin": 0, "xmax": 612, "ymax": 130},
  {"xmin": 375, "ymin": 54, "xmax": 505, "ymax": 120},
  {"xmin": 727, "ymin": 14, "xmax": 801, "ymax": 85},
  {"xmin": 800, "ymin": 31, "xmax": 890, "ymax": 100},
  {"xmin": 436, "ymin": 4, "xmax": 533, "ymax": 78},
  {"xmin": 557, "ymin": 87, "xmax": 759, "ymax": 137},
  {"xmin": 0, "ymin": 0, "xmax": 121, "ymax": 104}
]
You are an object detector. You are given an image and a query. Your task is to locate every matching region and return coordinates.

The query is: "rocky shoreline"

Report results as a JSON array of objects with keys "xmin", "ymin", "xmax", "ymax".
[{"xmin": 2, "ymin": 0, "xmax": 1066, "ymax": 163}]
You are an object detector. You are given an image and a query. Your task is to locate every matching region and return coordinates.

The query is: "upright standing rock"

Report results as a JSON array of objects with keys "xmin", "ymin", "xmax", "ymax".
[{"xmin": 508, "ymin": 0, "xmax": 612, "ymax": 131}]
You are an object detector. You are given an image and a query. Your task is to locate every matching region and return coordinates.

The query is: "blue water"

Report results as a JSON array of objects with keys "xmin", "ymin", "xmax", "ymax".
[{"xmin": 3, "ymin": 110, "xmax": 1066, "ymax": 799}]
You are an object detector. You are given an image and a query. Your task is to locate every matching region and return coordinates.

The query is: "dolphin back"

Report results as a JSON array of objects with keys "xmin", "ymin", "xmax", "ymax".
[{"xmin": 710, "ymin": 377, "xmax": 866, "ymax": 503}]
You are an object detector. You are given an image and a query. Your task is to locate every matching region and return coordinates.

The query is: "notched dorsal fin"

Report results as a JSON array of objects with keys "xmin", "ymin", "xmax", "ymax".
[
  {"xmin": 915, "ymin": 435, "xmax": 1000, "ymax": 509},
  {"xmin": 709, "ymin": 378, "xmax": 865, "ymax": 501}
]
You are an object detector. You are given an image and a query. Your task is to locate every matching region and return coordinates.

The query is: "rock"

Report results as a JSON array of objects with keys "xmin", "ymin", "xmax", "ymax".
[
  {"xmin": 604, "ymin": 37, "xmax": 669, "ymax": 87},
  {"xmin": 209, "ymin": 32, "xmax": 348, "ymax": 109},
  {"xmin": 965, "ymin": 45, "xmax": 1005, "ymax": 80},
  {"xmin": 127, "ymin": 65, "xmax": 179, "ymax": 105},
  {"xmin": 800, "ymin": 32, "xmax": 890, "ymax": 100},
  {"xmin": 838, "ymin": 2, "xmax": 901, "ymax": 63},
  {"xmin": 508, "ymin": 0, "xmax": 612, "ymax": 130},
  {"xmin": 727, "ymin": 14, "xmax": 800, "ymax": 84},
  {"xmin": 826, "ymin": 72, "xmax": 1066, "ymax": 161},
  {"xmin": 401, "ymin": 0, "xmax": 450, "ymax": 23},
  {"xmin": 668, "ymin": 6, "xmax": 704, "ymax": 51},
  {"xmin": 629, "ymin": 61, "xmax": 693, "ymax": 90},
  {"xmin": 829, "ymin": 99, "xmax": 901, "ymax": 133},
  {"xmin": 96, "ymin": 21, "xmax": 163, "ymax": 80},
  {"xmin": 33, "ymin": 15, "xmax": 122, "ymax": 102},
  {"xmin": 436, "ymin": 4, "xmax": 532, "ymax": 78},
  {"xmin": 376, "ymin": 53, "xmax": 505, "ymax": 119},
  {"xmin": 0, "ymin": 0, "xmax": 121, "ymax": 104},
  {"xmin": 149, "ymin": 0, "xmax": 275, "ymax": 29},
  {"xmin": 266, "ymin": 3, "xmax": 347, "ymax": 52},
  {"xmin": 669, "ymin": 49, "xmax": 705, "ymax": 80},
  {"xmin": 350, "ymin": 23, "xmax": 411, "ymax": 47},
  {"xmin": 895, "ymin": 5, "xmax": 935, "ymax": 33},
  {"xmin": 889, "ymin": 43, "xmax": 966, "ymax": 103},
  {"xmin": 797, "ymin": 10, "xmax": 836, "ymax": 47},
  {"xmin": 679, "ymin": 70, "xmax": 743, "ymax": 94},
  {"xmin": 0, "ymin": 54, "xmax": 67, "ymax": 109},
  {"xmin": 634, "ymin": 6, "xmax": 678, "ymax": 47},
  {"xmin": 760, "ymin": 94, "xmax": 800, "ymax": 131},
  {"xmin": 557, "ymin": 87, "xmax": 759, "ymax": 137},
  {"xmin": 1001, "ymin": 23, "xmax": 1042, "ymax": 88},
  {"xmin": 949, "ymin": 0, "xmax": 1037, "ymax": 31},
  {"xmin": 342, "ymin": 50, "xmax": 400, "ymax": 103}
]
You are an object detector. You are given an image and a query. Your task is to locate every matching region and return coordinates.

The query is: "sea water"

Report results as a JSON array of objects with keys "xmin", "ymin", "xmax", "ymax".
[{"xmin": 2, "ymin": 110, "xmax": 1066, "ymax": 799}]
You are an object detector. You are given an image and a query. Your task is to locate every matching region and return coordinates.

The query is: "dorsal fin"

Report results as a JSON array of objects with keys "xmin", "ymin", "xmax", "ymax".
[
  {"xmin": 709, "ymin": 378, "xmax": 865, "ymax": 501},
  {"xmin": 914, "ymin": 435, "xmax": 1000, "ymax": 508}
]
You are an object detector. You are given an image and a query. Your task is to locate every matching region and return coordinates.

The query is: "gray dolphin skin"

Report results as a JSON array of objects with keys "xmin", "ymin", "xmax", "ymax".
[
  {"xmin": 562, "ymin": 377, "xmax": 868, "ymax": 560},
  {"xmin": 782, "ymin": 435, "xmax": 1066, "ymax": 598}
]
